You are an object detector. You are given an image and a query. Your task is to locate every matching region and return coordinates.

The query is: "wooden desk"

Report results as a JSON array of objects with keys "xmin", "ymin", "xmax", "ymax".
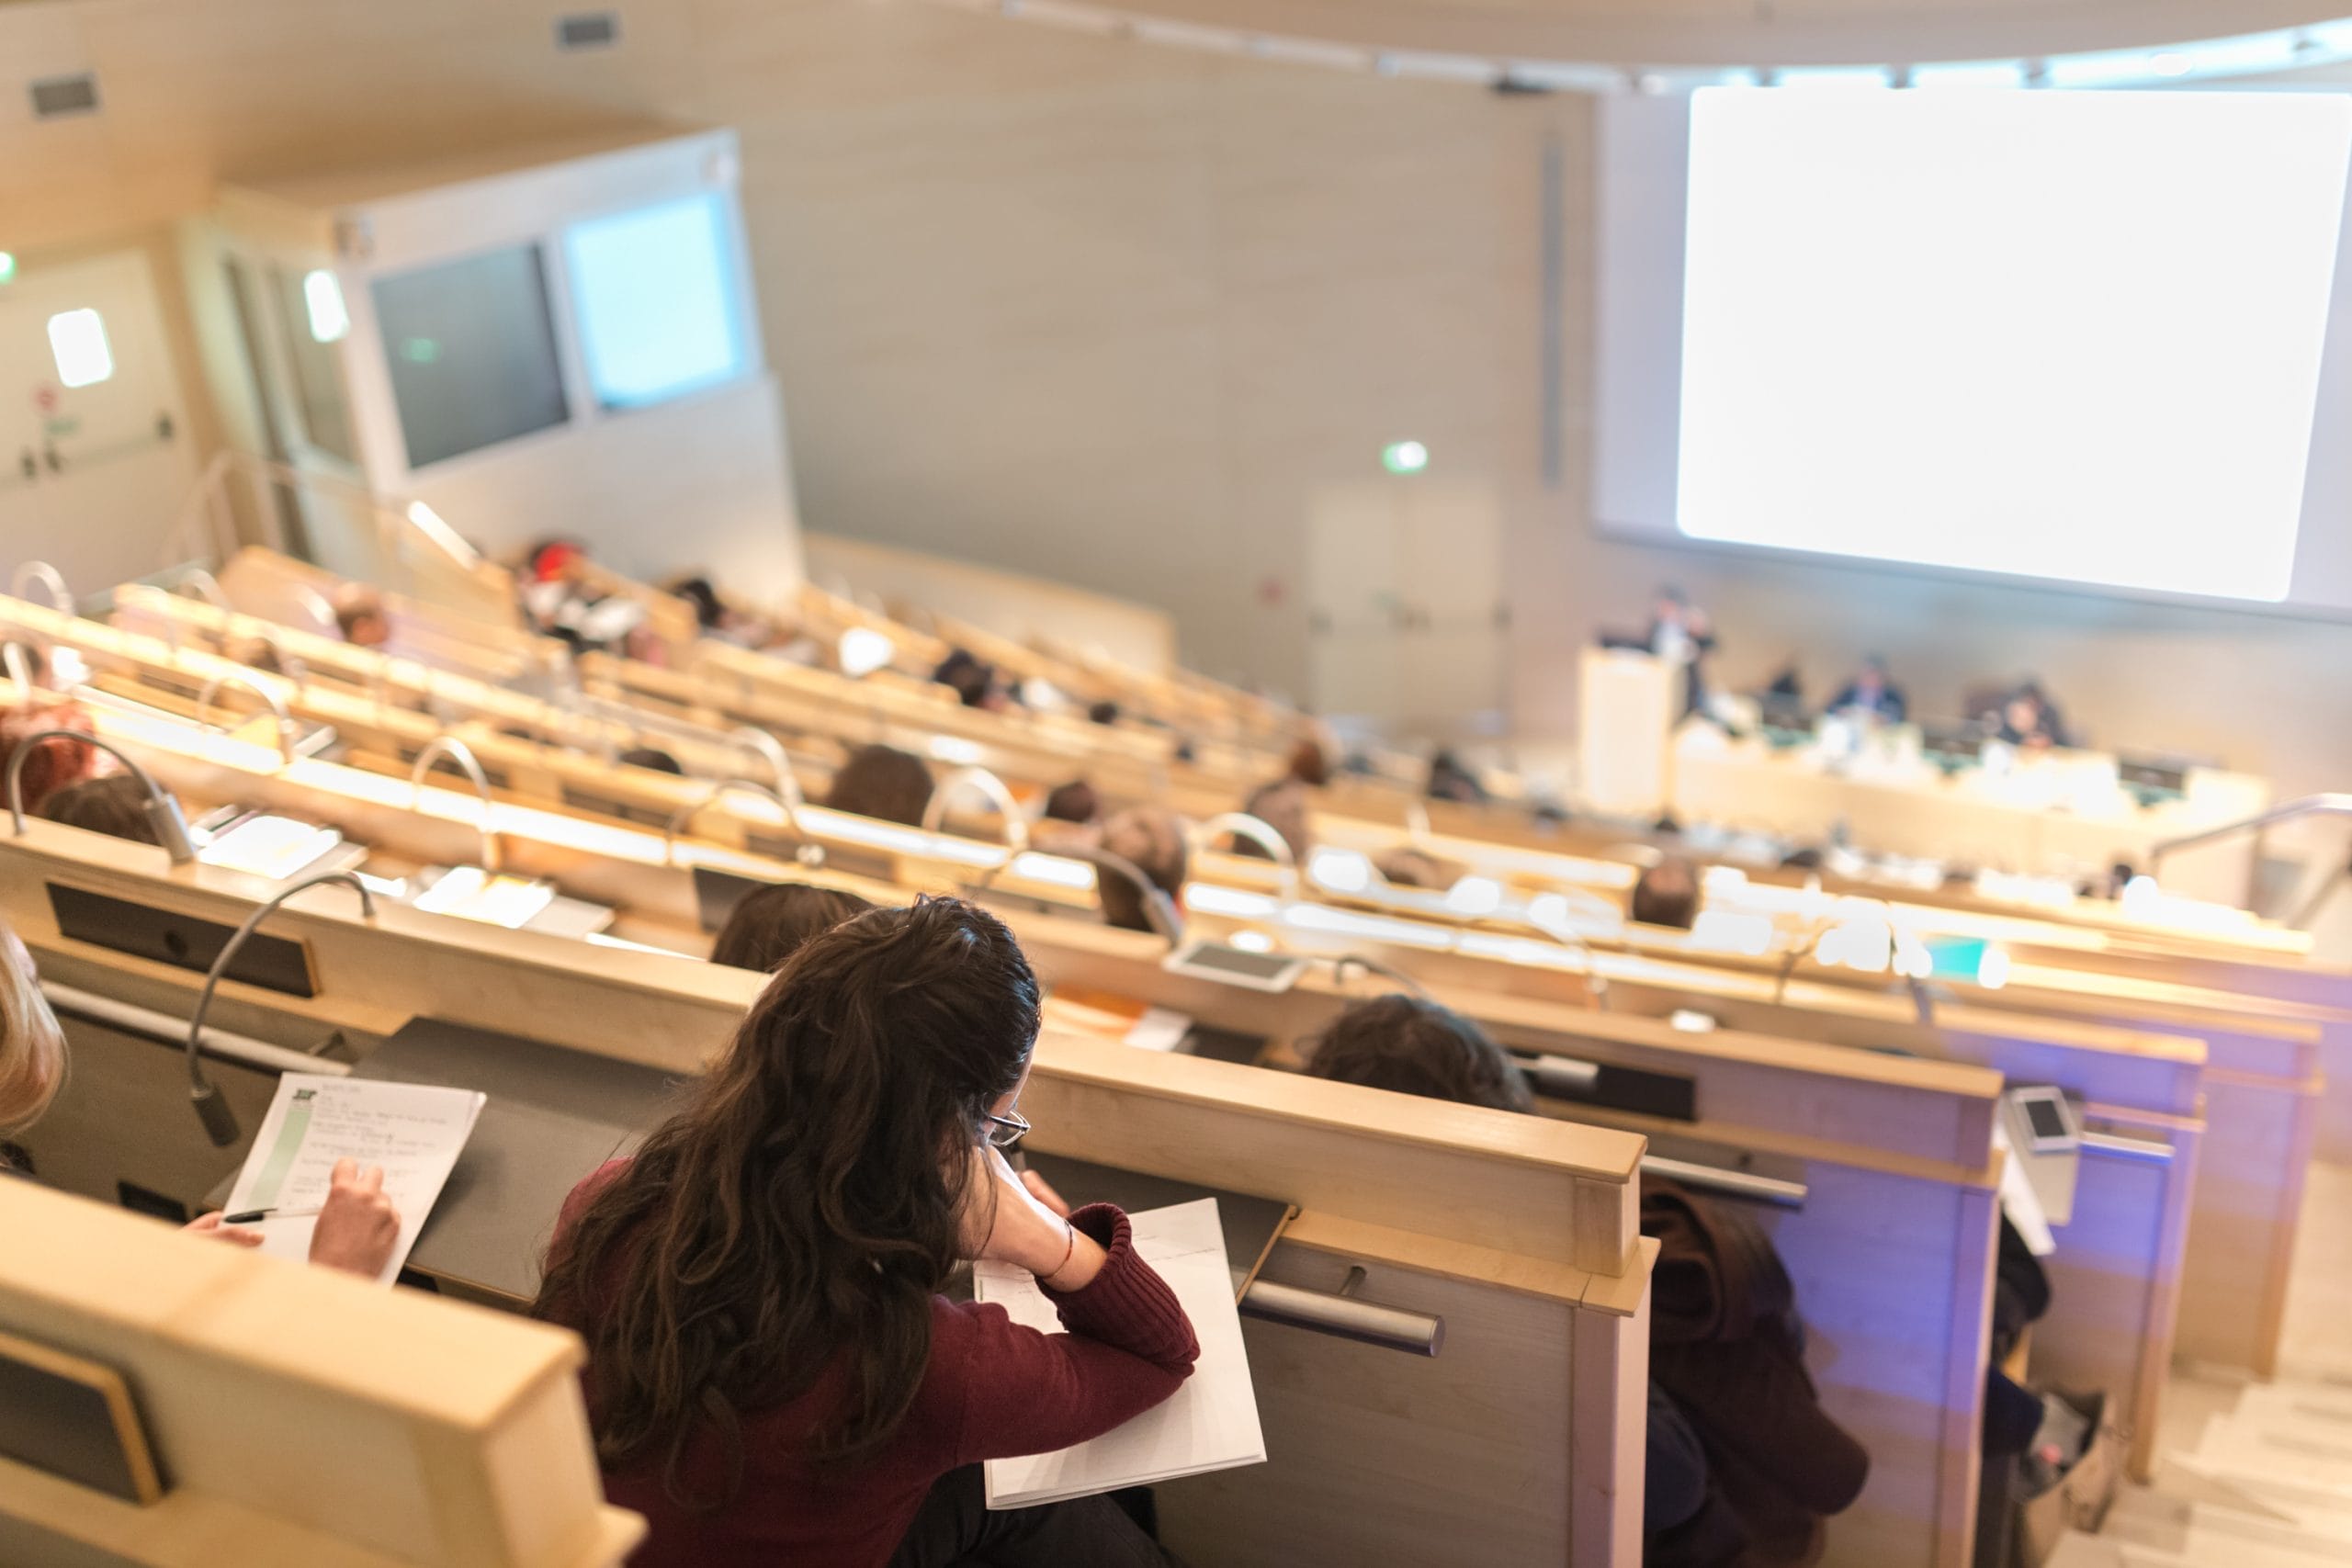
[
  {"xmin": 1668, "ymin": 730, "xmax": 2268, "ymax": 906},
  {"xmin": 0, "ymin": 824, "xmax": 1654, "ymax": 1568},
  {"xmin": 0, "ymin": 1179, "xmax": 639, "ymax": 1568}
]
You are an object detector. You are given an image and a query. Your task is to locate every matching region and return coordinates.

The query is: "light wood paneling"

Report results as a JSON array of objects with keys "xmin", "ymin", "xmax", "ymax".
[{"xmin": 0, "ymin": 1180, "xmax": 639, "ymax": 1568}]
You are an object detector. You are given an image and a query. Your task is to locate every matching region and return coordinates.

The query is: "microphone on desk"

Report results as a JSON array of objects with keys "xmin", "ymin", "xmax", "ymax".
[{"xmin": 185, "ymin": 870, "xmax": 377, "ymax": 1147}]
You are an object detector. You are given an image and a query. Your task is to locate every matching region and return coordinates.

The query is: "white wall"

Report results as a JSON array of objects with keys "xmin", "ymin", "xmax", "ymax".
[{"xmin": 5, "ymin": 0, "xmax": 2349, "ymax": 805}]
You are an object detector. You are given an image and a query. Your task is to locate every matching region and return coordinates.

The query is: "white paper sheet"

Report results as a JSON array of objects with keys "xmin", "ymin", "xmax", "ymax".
[
  {"xmin": 975, "ymin": 1198, "xmax": 1266, "ymax": 1509},
  {"xmin": 224, "ymin": 1073, "xmax": 485, "ymax": 1284},
  {"xmin": 1122, "ymin": 1007, "xmax": 1193, "ymax": 1054}
]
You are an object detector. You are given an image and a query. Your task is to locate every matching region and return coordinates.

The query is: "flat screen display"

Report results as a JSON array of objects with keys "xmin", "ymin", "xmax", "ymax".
[{"xmin": 1603, "ymin": 87, "xmax": 2352, "ymax": 604}]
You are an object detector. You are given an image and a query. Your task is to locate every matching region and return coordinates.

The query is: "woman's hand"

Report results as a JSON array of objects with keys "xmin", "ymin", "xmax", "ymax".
[
  {"xmin": 1020, "ymin": 1168, "xmax": 1070, "ymax": 1219},
  {"xmin": 182, "ymin": 1212, "xmax": 264, "ymax": 1248},
  {"xmin": 957, "ymin": 1144, "xmax": 1104, "ymax": 1289},
  {"xmin": 307, "ymin": 1158, "xmax": 401, "ymax": 1280}
]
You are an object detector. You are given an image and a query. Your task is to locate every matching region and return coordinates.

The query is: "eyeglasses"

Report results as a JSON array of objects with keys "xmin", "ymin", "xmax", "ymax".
[{"xmin": 980, "ymin": 1107, "xmax": 1031, "ymax": 1149}]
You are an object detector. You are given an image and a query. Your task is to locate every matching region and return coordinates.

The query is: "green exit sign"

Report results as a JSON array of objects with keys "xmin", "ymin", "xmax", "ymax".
[{"xmin": 1381, "ymin": 440, "xmax": 1428, "ymax": 474}]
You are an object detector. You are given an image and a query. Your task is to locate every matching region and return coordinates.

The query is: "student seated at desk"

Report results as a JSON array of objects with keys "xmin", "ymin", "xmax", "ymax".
[
  {"xmin": 331, "ymin": 584, "xmax": 391, "ymax": 649},
  {"xmin": 1285, "ymin": 739, "xmax": 1331, "ymax": 788},
  {"xmin": 1237, "ymin": 777, "xmax": 1311, "ymax": 863},
  {"xmin": 827, "ymin": 744, "xmax": 936, "ymax": 828},
  {"xmin": 1631, "ymin": 856, "xmax": 1702, "ymax": 931},
  {"xmin": 618, "ymin": 746, "xmax": 684, "ymax": 776},
  {"xmin": 0, "ymin": 700, "xmax": 98, "ymax": 817},
  {"xmin": 709, "ymin": 884, "xmax": 877, "ymax": 974},
  {"xmin": 1300, "ymin": 995, "xmax": 1868, "ymax": 1567},
  {"xmin": 1043, "ymin": 780, "xmax": 1101, "ymax": 826},
  {"xmin": 0, "ymin": 915, "xmax": 401, "ymax": 1276},
  {"xmin": 1096, "ymin": 808, "xmax": 1186, "ymax": 935},
  {"xmin": 37, "ymin": 774, "xmax": 170, "ymax": 846},
  {"xmin": 536, "ymin": 897, "xmax": 1198, "ymax": 1568},
  {"xmin": 1370, "ymin": 846, "xmax": 1470, "ymax": 891},
  {"xmin": 933, "ymin": 648, "xmax": 1008, "ymax": 713},
  {"xmin": 1302, "ymin": 994, "xmax": 1533, "ymax": 1113},
  {"xmin": 1425, "ymin": 749, "xmax": 1488, "ymax": 806},
  {"xmin": 672, "ymin": 575, "xmax": 782, "ymax": 650}
]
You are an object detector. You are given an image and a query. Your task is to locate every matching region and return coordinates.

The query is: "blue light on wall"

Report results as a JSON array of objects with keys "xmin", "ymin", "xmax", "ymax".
[{"xmin": 564, "ymin": 192, "xmax": 748, "ymax": 411}]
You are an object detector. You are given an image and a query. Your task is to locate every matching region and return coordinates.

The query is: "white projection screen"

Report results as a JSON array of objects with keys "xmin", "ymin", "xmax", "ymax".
[{"xmin": 1597, "ymin": 87, "xmax": 2352, "ymax": 608}]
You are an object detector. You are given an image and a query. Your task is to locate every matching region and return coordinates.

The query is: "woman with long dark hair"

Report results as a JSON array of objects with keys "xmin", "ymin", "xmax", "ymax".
[{"xmin": 535, "ymin": 896, "xmax": 1197, "ymax": 1567}]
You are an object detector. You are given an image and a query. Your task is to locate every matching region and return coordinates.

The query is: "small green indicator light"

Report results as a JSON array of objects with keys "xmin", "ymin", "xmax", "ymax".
[
  {"xmin": 1381, "ymin": 440, "xmax": 1428, "ymax": 475},
  {"xmin": 0, "ymin": 253, "xmax": 17, "ymax": 286}
]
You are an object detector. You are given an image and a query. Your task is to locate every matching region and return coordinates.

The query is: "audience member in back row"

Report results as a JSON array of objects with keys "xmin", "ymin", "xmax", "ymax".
[
  {"xmin": 618, "ymin": 746, "xmax": 684, "ymax": 776},
  {"xmin": 933, "ymin": 649, "xmax": 1006, "ymax": 712},
  {"xmin": 825, "ymin": 744, "xmax": 935, "ymax": 827},
  {"xmin": 1301, "ymin": 995, "xmax": 1869, "ymax": 1565},
  {"xmin": 670, "ymin": 575, "xmax": 781, "ymax": 650},
  {"xmin": 1631, "ymin": 856, "xmax": 1702, "ymax": 931},
  {"xmin": 331, "ymin": 584, "xmax": 392, "ymax": 649},
  {"xmin": 708, "ymin": 884, "xmax": 878, "ymax": 975},
  {"xmin": 38, "ymin": 775, "xmax": 165, "ymax": 846},
  {"xmin": 1239, "ymin": 776, "xmax": 1312, "ymax": 863},
  {"xmin": 0, "ymin": 912, "xmax": 401, "ymax": 1277},
  {"xmin": 1042, "ymin": 780, "xmax": 1102, "ymax": 826},
  {"xmin": 1302, "ymin": 993, "xmax": 1532, "ymax": 1113},
  {"xmin": 1094, "ymin": 808, "xmax": 1188, "ymax": 936},
  {"xmin": 534, "ymin": 897, "xmax": 1198, "ymax": 1568},
  {"xmin": 0, "ymin": 701, "xmax": 99, "ymax": 817},
  {"xmin": 1425, "ymin": 749, "xmax": 1487, "ymax": 806}
]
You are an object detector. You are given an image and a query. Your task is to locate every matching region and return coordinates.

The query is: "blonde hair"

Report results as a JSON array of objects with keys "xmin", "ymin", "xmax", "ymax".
[{"xmin": 0, "ymin": 917, "xmax": 66, "ymax": 1136}]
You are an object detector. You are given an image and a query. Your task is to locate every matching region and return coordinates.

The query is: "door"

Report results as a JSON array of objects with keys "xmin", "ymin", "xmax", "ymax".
[
  {"xmin": 0, "ymin": 250, "xmax": 198, "ymax": 601},
  {"xmin": 1396, "ymin": 482, "xmax": 1506, "ymax": 734},
  {"xmin": 1306, "ymin": 479, "xmax": 1506, "ymax": 735},
  {"xmin": 223, "ymin": 254, "xmax": 372, "ymax": 572},
  {"xmin": 1307, "ymin": 482, "xmax": 1407, "ymax": 725}
]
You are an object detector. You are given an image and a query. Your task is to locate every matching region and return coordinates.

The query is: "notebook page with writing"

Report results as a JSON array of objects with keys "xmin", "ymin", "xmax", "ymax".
[
  {"xmin": 224, "ymin": 1073, "xmax": 486, "ymax": 1284},
  {"xmin": 975, "ymin": 1198, "xmax": 1266, "ymax": 1509}
]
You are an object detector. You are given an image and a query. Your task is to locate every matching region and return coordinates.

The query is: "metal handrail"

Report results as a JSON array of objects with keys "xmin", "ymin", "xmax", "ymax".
[{"xmin": 2148, "ymin": 793, "xmax": 2352, "ymax": 867}]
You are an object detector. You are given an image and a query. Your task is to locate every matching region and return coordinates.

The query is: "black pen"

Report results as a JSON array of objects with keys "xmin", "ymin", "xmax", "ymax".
[{"xmin": 221, "ymin": 1205, "xmax": 323, "ymax": 1224}]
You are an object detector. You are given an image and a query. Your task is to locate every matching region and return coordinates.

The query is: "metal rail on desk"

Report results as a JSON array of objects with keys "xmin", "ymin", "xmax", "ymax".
[
  {"xmin": 40, "ymin": 981, "xmax": 352, "ymax": 1078},
  {"xmin": 1240, "ymin": 1274, "xmax": 1444, "ymax": 1357}
]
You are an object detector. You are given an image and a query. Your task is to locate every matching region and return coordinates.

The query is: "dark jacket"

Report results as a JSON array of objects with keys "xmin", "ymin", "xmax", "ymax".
[
  {"xmin": 1829, "ymin": 682, "xmax": 1906, "ymax": 724},
  {"xmin": 1642, "ymin": 1180, "xmax": 1871, "ymax": 1567}
]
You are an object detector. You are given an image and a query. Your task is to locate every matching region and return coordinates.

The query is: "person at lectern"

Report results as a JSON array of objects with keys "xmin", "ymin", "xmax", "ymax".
[
  {"xmin": 1646, "ymin": 586, "xmax": 1716, "ymax": 716},
  {"xmin": 1829, "ymin": 656, "xmax": 1906, "ymax": 725}
]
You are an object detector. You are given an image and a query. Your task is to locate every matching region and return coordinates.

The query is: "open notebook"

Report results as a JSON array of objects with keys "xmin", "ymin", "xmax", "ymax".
[
  {"xmin": 223, "ymin": 1073, "xmax": 486, "ymax": 1284},
  {"xmin": 973, "ymin": 1198, "xmax": 1267, "ymax": 1509}
]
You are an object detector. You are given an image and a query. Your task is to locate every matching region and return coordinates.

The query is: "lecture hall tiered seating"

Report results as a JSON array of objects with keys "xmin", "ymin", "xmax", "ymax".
[{"xmin": 6, "ymin": 8, "xmax": 2352, "ymax": 1566}]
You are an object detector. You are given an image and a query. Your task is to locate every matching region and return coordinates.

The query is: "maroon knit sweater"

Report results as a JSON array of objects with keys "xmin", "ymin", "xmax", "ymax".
[{"xmin": 548, "ymin": 1161, "xmax": 1199, "ymax": 1568}]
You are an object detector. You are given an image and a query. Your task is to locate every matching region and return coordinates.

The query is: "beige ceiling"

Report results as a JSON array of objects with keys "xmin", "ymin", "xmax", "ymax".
[{"xmin": 1054, "ymin": 0, "xmax": 2352, "ymax": 68}]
